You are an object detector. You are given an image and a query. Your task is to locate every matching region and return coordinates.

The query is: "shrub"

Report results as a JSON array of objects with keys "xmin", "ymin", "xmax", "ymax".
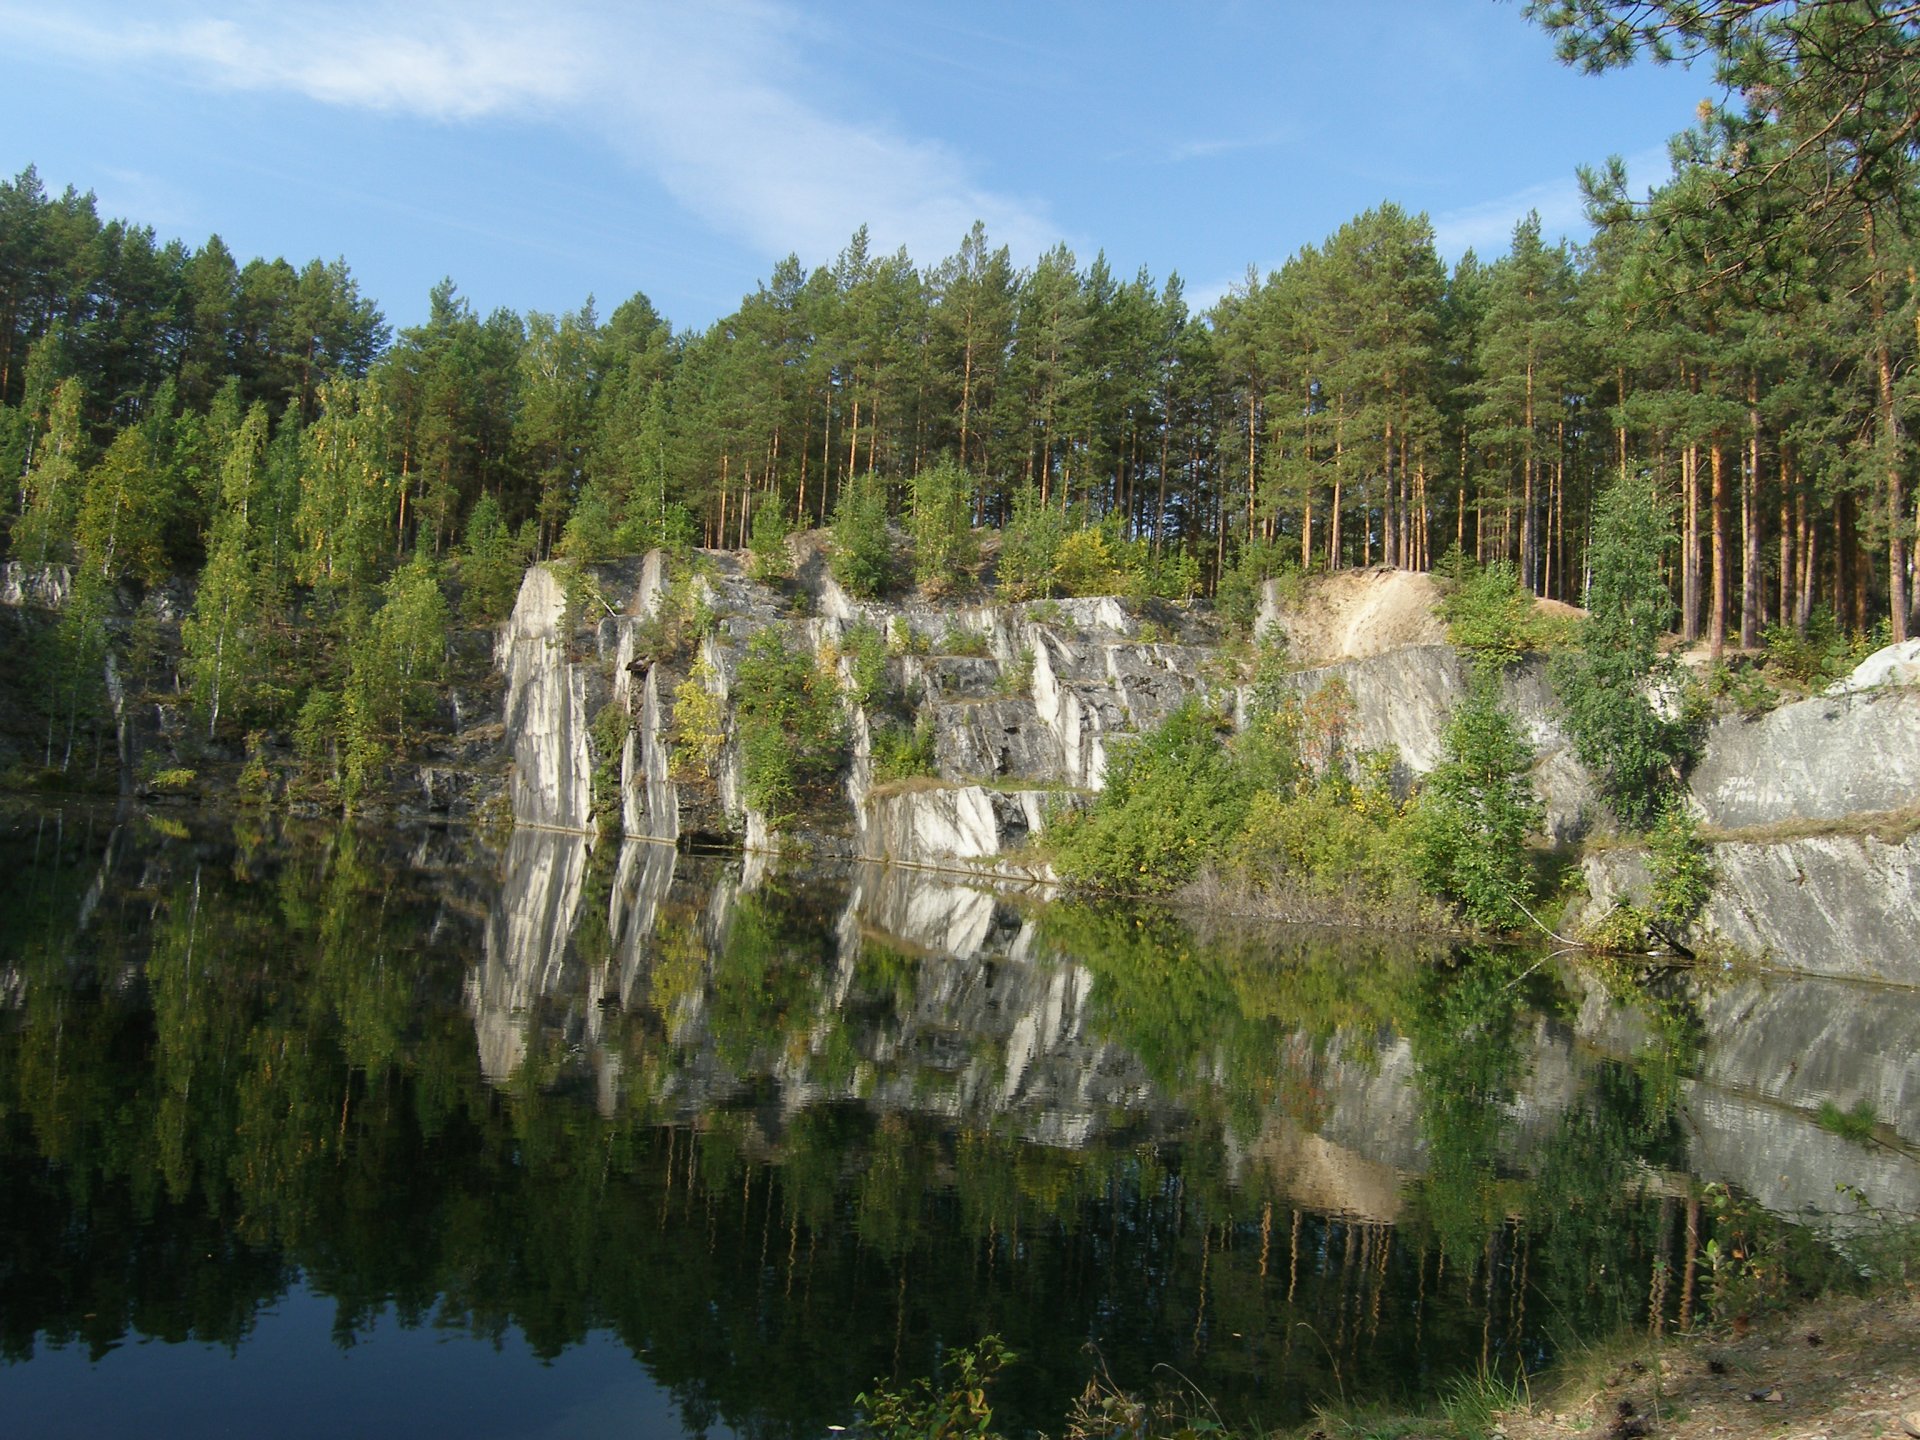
[
  {"xmin": 1645, "ymin": 799, "xmax": 1711, "ymax": 937},
  {"xmin": 996, "ymin": 645, "xmax": 1034, "ymax": 696},
  {"xmin": 1052, "ymin": 526, "xmax": 1121, "ymax": 596},
  {"xmin": 1550, "ymin": 478, "xmax": 1696, "ymax": 828},
  {"xmin": 589, "ymin": 701, "xmax": 631, "ymax": 836},
  {"xmin": 997, "ymin": 485, "xmax": 1069, "ymax": 600},
  {"xmin": 1407, "ymin": 672, "xmax": 1543, "ymax": 930},
  {"xmin": 669, "ymin": 657, "xmax": 726, "ymax": 783},
  {"xmin": 857, "ymin": 1336, "xmax": 1011, "ymax": 1440},
  {"xmin": 871, "ymin": 716, "xmax": 937, "ymax": 783},
  {"xmin": 734, "ymin": 628, "xmax": 847, "ymax": 822},
  {"xmin": 1051, "ymin": 701, "xmax": 1251, "ymax": 893},
  {"xmin": 459, "ymin": 495, "xmax": 531, "ymax": 622},
  {"xmin": 1216, "ymin": 533, "xmax": 1295, "ymax": 632},
  {"xmin": 1439, "ymin": 558, "xmax": 1538, "ymax": 671},
  {"xmin": 830, "ymin": 473, "xmax": 893, "ymax": 598},
  {"xmin": 842, "ymin": 622, "xmax": 892, "ymax": 710},
  {"xmin": 939, "ymin": 623, "xmax": 990, "ymax": 657},
  {"xmin": 910, "ymin": 459, "xmax": 978, "ymax": 596},
  {"xmin": 746, "ymin": 500, "xmax": 793, "ymax": 583},
  {"xmin": 1759, "ymin": 611, "xmax": 1860, "ymax": 690}
]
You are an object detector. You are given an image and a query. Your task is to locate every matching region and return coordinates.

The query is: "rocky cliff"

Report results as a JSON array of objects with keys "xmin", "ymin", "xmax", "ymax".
[{"xmin": 486, "ymin": 550, "xmax": 1920, "ymax": 983}]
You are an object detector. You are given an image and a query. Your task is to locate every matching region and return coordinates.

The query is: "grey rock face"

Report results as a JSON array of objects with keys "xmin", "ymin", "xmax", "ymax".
[
  {"xmin": 1689, "ymin": 687, "xmax": 1920, "ymax": 828},
  {"xmin": 862, "ymin": 783, "xmax": 1076, "ymax": 868},
  {"xmin": 0, "ymin": 562, "xmax": 72, "ymax": 610},
  {"xmin": 470, "ymin": 828, "xmax": 591, "ymax": 1082},
  {"xmin": 933, "ymin": 697, "xmax": 1066, "ymax": 782},
  {"xmin": 499, "ymin": 566, "xmax": 599, "ymax": 832},
  {"xmin": 1827, "ymin": 638, "xmax": 1920, "ymax": 694},
  {"xmin": 1262, "ymin": 646, "xmax": 1600, "ymax": 842},
  {"xmin": 1582, "ymin": 832, "xmax": 1920, "ymax": 985}
]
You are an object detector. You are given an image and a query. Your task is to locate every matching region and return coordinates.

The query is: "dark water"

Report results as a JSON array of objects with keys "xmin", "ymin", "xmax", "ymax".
[{"xmin": 2, "ymin": 806, "xmax": 1915, "ymax": 1438}]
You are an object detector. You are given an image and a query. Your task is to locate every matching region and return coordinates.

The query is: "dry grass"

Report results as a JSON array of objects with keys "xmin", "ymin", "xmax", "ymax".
[{"xmin": 1700, "ymin": 800, "xmax": 1920, "ymax": 848}]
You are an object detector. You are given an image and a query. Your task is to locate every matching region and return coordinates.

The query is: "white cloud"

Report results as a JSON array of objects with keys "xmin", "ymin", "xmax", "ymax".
[
  {"xmin": 1433, "ymin": 145, "xmax": 1674, "ymax": 259},
  {"xmin": 4, "ymin": 0, "xmax": 1062, "ymax": 269}
]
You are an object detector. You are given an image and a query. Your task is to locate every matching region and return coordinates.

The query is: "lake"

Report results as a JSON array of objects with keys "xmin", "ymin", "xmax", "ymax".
[{"xmin": 3, "ymin": 804, "xmax": 1916, "ymax": 1438}]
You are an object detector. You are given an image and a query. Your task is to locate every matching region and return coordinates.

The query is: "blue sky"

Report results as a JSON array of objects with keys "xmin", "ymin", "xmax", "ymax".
[{"xmin": 5, "ymin": 1, "xmax": 1711, "ymax": 334}]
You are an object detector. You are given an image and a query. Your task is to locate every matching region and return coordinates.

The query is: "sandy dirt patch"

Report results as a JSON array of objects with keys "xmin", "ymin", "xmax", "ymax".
[{"xmin": 1493, "ymin": 1289, "xmax": 1920, "ymax": 1440}]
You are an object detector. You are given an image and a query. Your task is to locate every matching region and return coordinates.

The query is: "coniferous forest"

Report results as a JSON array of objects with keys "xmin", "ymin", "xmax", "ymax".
[{"xmin": 2, "ymin": 2, "xmax": 1916, "ymax": 789}]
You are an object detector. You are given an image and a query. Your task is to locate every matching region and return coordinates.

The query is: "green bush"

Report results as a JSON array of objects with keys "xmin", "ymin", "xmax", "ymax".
[
  {"xmin": 910, "ymin": 459, "xmax": 978, "ymax": 596},
  {"xmin": 1645, "ymin": 800, "xmax": 1711, "ymax": 937},
  {"xmin": 668, "ymin": 656, "xmax": 726, "ymax": 783},
  {"xmin": 842, "ymin": 622, "xmax": 893, "ymax": 710},
  {"xmin": 1439, "ymin": 558, "xmax": 1538, "ymax": 671},
  {"xmin": 939, "ymin": 623, "xmax": 990, "ymax": 657},
  {"xmin": 996, "ymin": 485, "xmax": 1068, "ymax": 600},
  {"xmin": 1406, "ymin": 672, "xmax": 1543, "ymax": 930},
  {"xmin": 1225, "ymin": 780, "xmax": 1419, "ymax": 905},
  {"xmin": 1051, "ymin": 701, "xmax": 1252, "ymax": 893},
  {"xmin": 857, "ymin": 1335, "xmax": 1011, "ymax": 1440},
  {"xmin": 746, "ymin": 499, "xmax": 793, "ymax": 583},
  {"xmin": 734, "ymin": 628, "xmax": 847, "ymax": 822},
  {"xmin": 459, "ymin": 495, "xmax": 531, "ymax": 622},
  {"xmin": 831, "ymin": 473, "xmax": 894, "ymax": 598},
  {"xmin": 1216, "ymin": 533, "xmax": 1295, "ymax": 633},
  {"xmin": 871, "ymin": 716, "xmax": 936, "ymax": 783},
  {"xmin": 1550, "ymin": 478, "xmax": 1696, "ymax": 828}
]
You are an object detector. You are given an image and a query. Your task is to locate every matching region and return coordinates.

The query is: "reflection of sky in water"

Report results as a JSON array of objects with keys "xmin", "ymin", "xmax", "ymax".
[{"xmin": 5, "ymin": 1281, "xmax": 712, "ymax": 1440}]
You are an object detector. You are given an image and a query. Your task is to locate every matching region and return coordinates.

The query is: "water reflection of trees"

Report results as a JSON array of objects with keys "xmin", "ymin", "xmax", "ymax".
[{"xmin": 0, "ymin": 813, "xmax": 1885, "ymax": 1435}]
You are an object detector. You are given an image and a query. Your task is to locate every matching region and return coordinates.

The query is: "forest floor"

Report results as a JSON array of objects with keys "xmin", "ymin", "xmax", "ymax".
[{"xmin": 1481, "ymin": 1287, "xmax": 1920, "ymax": 1440}]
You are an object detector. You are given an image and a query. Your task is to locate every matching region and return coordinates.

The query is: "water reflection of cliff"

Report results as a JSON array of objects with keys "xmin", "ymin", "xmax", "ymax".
[
  {"xmin": 5, "ymin": 809, "xmax": 1918, "ymax": 1439},
  {"xmin": 474, "ymin": 831, "xmax": 1920, "ymax": 1238}
]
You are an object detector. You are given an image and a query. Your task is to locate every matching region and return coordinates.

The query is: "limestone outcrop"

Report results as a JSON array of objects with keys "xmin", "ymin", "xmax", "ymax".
[
  {"xmin": 1687, "ymin": 685, "xmax": 1920, "ymax": 828},
  {"xmin": 486, "ymin": 552, "xmax": 1917, "ymax": 983}
]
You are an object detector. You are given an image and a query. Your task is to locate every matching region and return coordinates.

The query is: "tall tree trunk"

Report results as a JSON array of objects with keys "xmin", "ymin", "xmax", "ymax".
[
  {"xmin": 1742, "ymin": 376, "xmax": 1763, "ymax": 649},
  {"xmin": 1522, "ymin": 356, "xmax": 1536, "ymax": 591},
  {"xmin": 1681, "ymin": 442, "xmax": 1701, "ymax": 643},
  {"xmin": 1709, "ymin": 441, "xmax": 1728, "ymax": 661},
  {"xmin": 1866, "ymin": 211, "xmax": 1909, "ymax": 642}
]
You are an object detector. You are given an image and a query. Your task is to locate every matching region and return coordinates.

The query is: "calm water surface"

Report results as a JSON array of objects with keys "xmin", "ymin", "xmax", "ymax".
[{"xmin": 2, "ymin": 805, "xmax": 1915, "ymax": 1438}]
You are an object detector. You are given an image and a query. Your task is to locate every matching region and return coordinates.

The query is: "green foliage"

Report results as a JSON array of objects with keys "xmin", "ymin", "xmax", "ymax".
[
  {"xmin": 1215, "ymin": 533, "xmax": 1295, "ymax": 633},
  {"xmin": 459, "ymin": 495, "xmax": 531, "ymax": 622},
  {"xmin": 1051, "ymin": 701, "xmax": 1252, "ymax": 894},
  {"xmin": 1438, "ymin": 559, "xmax": 1541, "ymax": 671},
  {"xmin": 1224, "ymin": 777, "xmax": 1422, "ymax": 910},
  {"xmin": 1644, "ymin": 801, "xmax": 1711, "ymax": 936},
  {"xmin": 1705, "ymin": 657, "xmax": 1779, "ymax": 717},
  {"xmin": 668, "ymin": 656, "xmax": 726, "ymax": 784},
  {"xmin": 339, "ymin": 551, "xmax": 451, "ymax": 804},
  {"xmin": 1407, "ymin": 673, "xmax": 1543, "ymax": 930},
  {"xmin": 733, "ymin": 628, "xmax": 847, "ymax": 823},
  {"xmin": 1051, "ymin": 526, "xmax": 1122, "ymax": 597},
  {"xmin": 857, "ymin": 1335, "xmax": 1012, "ymax": 1440},
  {"xmin": 831, "ymin": 473, "xmax": 894, "ymax": 598},
  {"xmin": 294, "ymin": 687, "xmax": 343, "ymax": 784},
  {"xmin": 590, "ymin": 700, "xmax": 632, "ymax": 836},
  {"xmin": 842, "ymin": 622, "xmax": 893, "ymax": 710},
  {"xmin": 1550, "ymin": 479, "xmax": 1695, "ymax": 829},
  {"xmin": 10, "ymin": 378, "xmax": 87, "ymax": 569},
  {"xmin": 746, "ymin": 499, "xmax": 793, "ymax": 583},
  {"xmin": 1815, "ymin": 1099, "xmax": 1879, "ymax": 1145},
  {"xmin": 1758, "ymin": 612, "xmax": 1881, "ymax": 692},
  {"xmin": 995, "ymin": 646, "xmax": 1034, "ymax": 697},
  {"xmin": 909, "ymin": 460, "xmax": 979, "ymax": 596},
  {"xmin": 939, "ymin": 623, "xmax": 990, "ymax": 657},
  {"xmin": 870, "ymin": 716, "xmax": 937, "ymax": 784},
  {"xmin": 995, "ymin": 485, "xmax": 1068, "ymax": 601},
  {"xmin": 634, "ymin": 573, "xmax": 718, "ymax": 662}
]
